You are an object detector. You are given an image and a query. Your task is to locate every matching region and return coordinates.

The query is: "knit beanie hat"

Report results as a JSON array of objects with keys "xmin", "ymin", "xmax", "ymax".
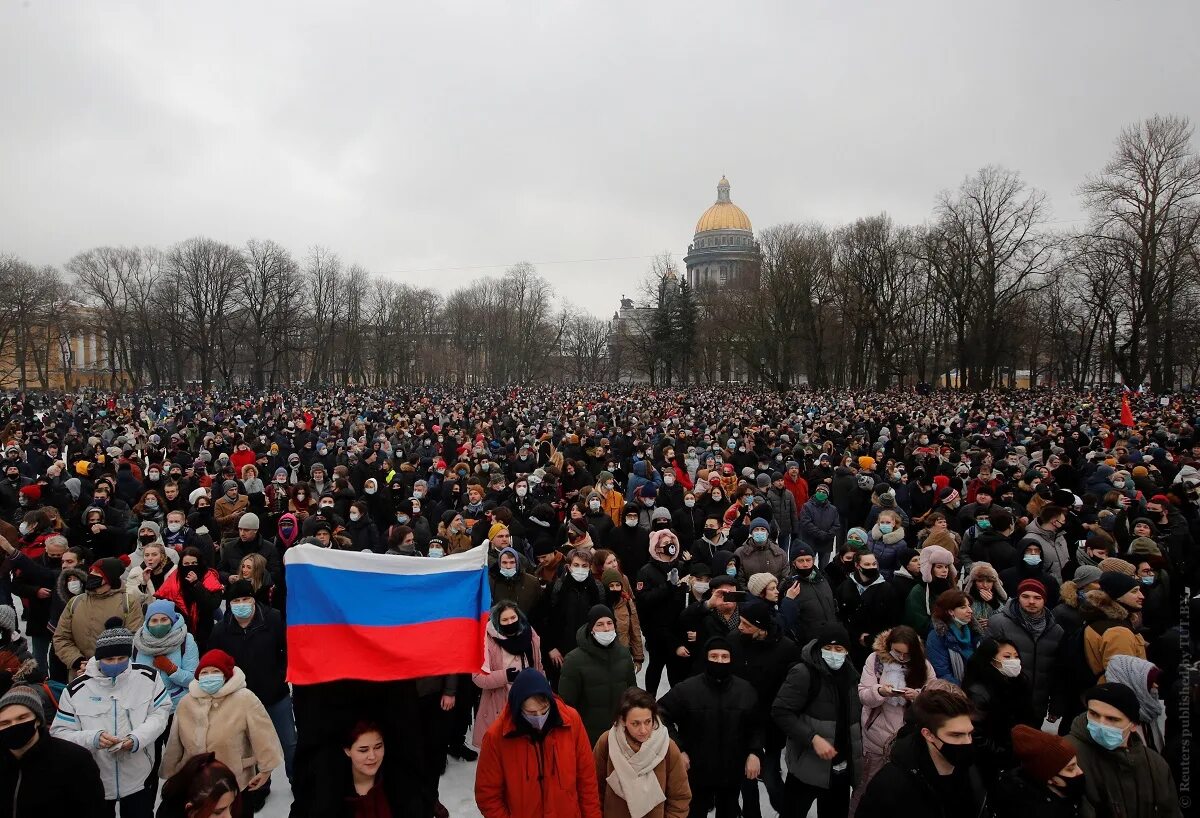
[
  {"xmin": 0, "ymin": 605, "xmax": 15, "ymax": 635},
  {"xmin": 749, "ymin": 517, "xmax": 771, "ymax": 533},
  {"xmin": 487, "ymin": 523, "xmax": 508, "ymax": 541},
  {"xmin": 1098, "ymin": 571, "xmax": 1138, "ymax": 600},
  {"xmin": 237, "ymin": 512, "xmax": 260, "ymax": 531},
  {"xmin": 1072, "ymin": 565, "xmax": 1103, "ymax": 587},
  {"xmin": 138, "ymin": 520, "xmax": 161, "ymax": 538},
  {"xmin": 195, "ymin": 649, "xmax": 236, "ymax": 681},
  {"xmin": 94, "ymin": 617, "xmax": 134, "ymax": 660},
  {"xmin": 1016, "ymin": 579, "xmax": 1047, "ymax": 599},
  {"xmin": 0, "ymin": 685, "xmax": 45, "ymax": 725},
  {"xmin": 600, "ymin": 569, "xmax": 623, "ymax": 588},
  {"xmin": 221, "ymin": 480, "xmax": 238, "ymax": 494},
  {"xmin": 225, "ymin": 579, "xmax": 256, "ymax": 602},
  {"xmin": 1098, "ymin": 557, "xmax": 1136, "ymax": 576},
  {"xmin": 1011, "ymin": 724, "xmax": 1076, "ymax": 783},
  {"xmin": 92, "ymin": 558, "xmax": 125, "ymax": 588},
  {"xmin": 755, "ymin": 473, "xmax": 771, "ymax": 489},
  {"xmin": 145, "ymin": 599, "xmax": 180, "ymax": 625},
  {"xmin": 587, "ymin": 605, "xmax": 615, "ymax": 630},
  {"xmin": 815, "ymin": 621, "xmax": 850, "ymax": 649},
  {"xmin": 747, "ymin": 573, "xmax": 776, "ymax": 598},
  {"xmin": 847, "ymin": 528, "xmax": 870, "ymax": 550},
  {"xmin": 1084, "ymin": 682, "xmax": 1141, "ymax": 723}
]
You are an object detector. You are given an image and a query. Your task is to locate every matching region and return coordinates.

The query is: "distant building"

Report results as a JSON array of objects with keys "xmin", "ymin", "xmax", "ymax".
[
  {"xmin": 612, "ymin": 176, "xmax": 762, "ymax": 383},
  {"xmin": 0, "ymin": 302, "xmax": 131, "ymax": 390},
  {"xmin": 684, "ymin": 176, "xmax": 760, "ymax": 290}
]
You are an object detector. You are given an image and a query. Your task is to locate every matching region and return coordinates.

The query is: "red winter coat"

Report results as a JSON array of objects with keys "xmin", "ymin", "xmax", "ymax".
[
  {"xmin": 783, "ymin": 474, "xmax": 810, "ymax": 509},
  {"xmin": 475, "ymin": 697, "xmax": 601, "ymax": 818},
  {"xmin": 155, "ymin": 567, "xmax": 224, "ymax": 633},
  {"xmin": 230, "ymin": 448, "xmax": 256, "ymax": 476}
]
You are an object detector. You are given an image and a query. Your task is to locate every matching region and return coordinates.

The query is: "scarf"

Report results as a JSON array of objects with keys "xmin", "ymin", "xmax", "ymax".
[
  {"xmin": 133, "ymin": 621, "xmax": 187, "ymax": 657},
  {"xmin": 243, "ymin": 477, "xmax": 264, "ymax": 494},
  {"xmin": 494, "ymin": 624, "xmax": 536, "ymax": 668},
  {"xmin": 606, "ymin": 723, "xmax": 670, "ymax": 818},
  {"xmin": 1013, "ymin": 600, "xmax": 1048, "ymax": 638}
]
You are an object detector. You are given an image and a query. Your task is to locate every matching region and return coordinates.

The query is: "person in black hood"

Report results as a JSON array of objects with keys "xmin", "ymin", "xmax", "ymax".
[
  {"xmin": 961, "ymin": 637, "xmax": 1038, "ymax": 779},
  {"xmin": 658, "ymin": 636, "xmax": 762, "ymax": 818},
  {"xmin": 678, "ymin": 575, "xmax": 742, "ymax": 675},
  {"xmin": 731, "ymin": 598, "xmax": 802, "ymax": 817},
  {"xmin": 999, "ymin": 539, "xmax": 1061, "ymax": 607},
  {"xmin": 968, "ymin": 508, "xmax": 1019, "ymax": 570},
  {"xmin": 856, "ymin": 686, "xmax": 989, "ymax": 818},
  {"xmin": 608, "ymin": 502, "xmax": 650, "ymax": 578}
]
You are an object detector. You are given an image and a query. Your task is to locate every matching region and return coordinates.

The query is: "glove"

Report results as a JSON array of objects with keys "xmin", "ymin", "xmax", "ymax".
[
  {"xmin": 667, "ymin": 568, "xmax": 680, "ymax": 586},
  {"xmin": 152, "ymin": 655, "xmax": 177, "ymax": 674},
  {"xmin": 505, "ymin": 667, "xmax": 519, "ymax": 683}
]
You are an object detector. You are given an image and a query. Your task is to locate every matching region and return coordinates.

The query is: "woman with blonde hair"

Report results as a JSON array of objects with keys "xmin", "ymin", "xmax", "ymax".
[{"xmin": 237, "ymin": 553, "xmax": 273, "ymax": 607}]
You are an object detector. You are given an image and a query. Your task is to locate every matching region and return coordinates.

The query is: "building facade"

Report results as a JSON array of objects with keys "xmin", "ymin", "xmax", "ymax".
[{"xmin": 683, "ymin": 176, "xmax": 760, "ymax": 291}]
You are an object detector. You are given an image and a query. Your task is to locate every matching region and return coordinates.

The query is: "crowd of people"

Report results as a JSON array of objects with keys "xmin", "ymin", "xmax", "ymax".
[{"xmin": 0, "ymin": 383, "xmax": 1192, "ymax": 818}]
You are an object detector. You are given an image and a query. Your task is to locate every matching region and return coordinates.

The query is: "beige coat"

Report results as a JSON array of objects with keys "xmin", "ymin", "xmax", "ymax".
[
  {"xmin": 53, "ymin": 588, "xmax": 145, "ymax": 670},
  {"xmin": 160, "ymin": 667, "xmax": 283, "ymax": 789}
]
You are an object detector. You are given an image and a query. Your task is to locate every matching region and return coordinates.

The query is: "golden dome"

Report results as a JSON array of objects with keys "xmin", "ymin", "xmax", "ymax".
[{"xmin": 694, "ymin": 176, "xmax": 752, "ymax": 234}]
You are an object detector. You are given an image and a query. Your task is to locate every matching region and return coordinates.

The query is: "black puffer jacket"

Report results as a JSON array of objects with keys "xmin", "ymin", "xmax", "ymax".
[
  {"xmin": 983, "ymin": 599, "xmax": 1064, "ymax": 719},
  {"xmin": 729, "ymin": 622, "xmax": 802, "ymax": 725},
  {"xmin": 778, "ymin": 569, "xmax": 837, "ymax": 646},
  {"xmin": 545, "ymin": 572, "xmax": 603, "ymax": 657},
  {"xmin": 634, "ymin": 558, "xmax": 684, "ymax": 644},
  {"xmin": 658, "ymin": 668, "xmax": 761, "ymax": 787},
  {"xmin": 206, "ymin": 603, "xmax": 288, "ymax": 706}
]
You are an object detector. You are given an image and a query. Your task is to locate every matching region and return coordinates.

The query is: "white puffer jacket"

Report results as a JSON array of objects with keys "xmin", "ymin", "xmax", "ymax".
[{"xmin": 51, "ymin": 657, "xmax": 172, "ymax": 800}]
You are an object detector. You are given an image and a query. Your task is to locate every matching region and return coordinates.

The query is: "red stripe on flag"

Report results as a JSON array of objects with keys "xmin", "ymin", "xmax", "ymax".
[{"xmin": 287, "ymin": 616, "xmax": 488, "ymax": 685}]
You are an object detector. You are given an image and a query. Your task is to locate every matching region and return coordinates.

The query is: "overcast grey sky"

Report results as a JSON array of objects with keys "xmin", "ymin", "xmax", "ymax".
[{"xmin": 2, "ymin": 1, "xmax": 1198, "ymax": 315}]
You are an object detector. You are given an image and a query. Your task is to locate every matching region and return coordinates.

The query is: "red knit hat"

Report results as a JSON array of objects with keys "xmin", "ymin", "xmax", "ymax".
[
  {"xmin": 1016, "ymin": 578, "xmax": 1047, "ymax": 599},
  {"xmin": 18, "ymin": 485, "xmax": 40, "ymax": 503},
  {"xmin": 1011, "ymin": 724, "xmax": 1075, "ymax": 783},
  {"xmin": 195, "ymin": 649, "xmax": 236, "ymax": 681}
]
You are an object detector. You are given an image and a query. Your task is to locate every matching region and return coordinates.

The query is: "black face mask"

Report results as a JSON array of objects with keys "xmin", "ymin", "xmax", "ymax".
[
  {"xmin": 795, "ymin": 566, "xmax": 815, "ymax": 578},
  {"xmin": 84, "ymin": 575, "xmax": 104, "ymax": 592},
  {"xmin": 858, "ymin": 568, "xmax": 880, "ymax": 583},
  {"xmin": 498, "ymin": 620, "xmax": 522, "ymax": 637},
  {"xmin": 1054, "ymin": 775, "xmax": 1086, "ymax": 800},
  {"xmin": 706, "ymin": 660, "xmax": 732, "ymax": 682},
  {"xmin": 606, "ymin": 589, "xmax": 623, "ymax": 608},
  {"xmin": 0, "ymin": 720, "xmax": 37, "ymax": 752},
  {"xmin": 934, "ymin": 738, "xmax": 975, "ymax": 768},
  {"xmin": 138, "ymin": 534, "xmax": 156, "ymax": 545}
]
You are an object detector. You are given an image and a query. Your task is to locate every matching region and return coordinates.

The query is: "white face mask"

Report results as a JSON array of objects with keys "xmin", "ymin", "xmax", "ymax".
[
  {"xmin": 167, "ymin": 522, "xmax": 183, "ymax": 533},
  {"xmin": 365, "ymin": 486, "xmax": 376, "ymax": 495},
  {"xmin": 663, "ymin": 475, "xmax": 675, "ymax": 486},
  {"xmin": 516, "ymin": 487, "xmax": 527, "ymax": 497},
  {"xmin": 684, "ymin": 498, "xmax": 695, "ymax": 508},
  {"xmin": 998, "ymin": 658, "xmax": 1022, "ymax": 678},
  {"xmin": 821, "ymin": 649, "xmax": 846, "ymax": 670},
  {"xmin": 349, "ymin": 511, "xmax": 361, "ymax": 522},
  {"xmin": 589, "ymin": 500, "xmax": 601, "ymax": 512},
  {"xmin": 67, "ymin": 579, "xmax": 83, "ymax": 595},
  {"xmin": 569, "ymin": 567, "xmax": 590, "ymax": 582},
  {"xmin": 625, "ymin": 517, "xmax": 638, "ymax": 527},
  {"xmin": 593, "ymin": 630, "xmax": 617, "ymax": 646},
  {"xmin": 692, "ymin": 581, "xmax": 710, "ymax": 594}
]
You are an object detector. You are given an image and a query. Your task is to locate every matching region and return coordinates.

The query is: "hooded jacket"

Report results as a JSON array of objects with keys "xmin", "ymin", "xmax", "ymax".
[
  {"xmin": 160, "ymin": 666, "xmax": 284, "ymax": 790},
  {"xmin": 51, "ymin": 658, "xmax": 171, "ymax": 801},
  {"xmin": 1079, "ymin": 588, "xmax": 1147, "ymax": 676},
  {"xmin": 558, "ymin": 623, "xmax": 636, "ymax": 744},
  {"xmin": 52, "ymin": 586, "xmax": 145, "ymax": 671},
  {"xmin": 1024, "ymin": 520, "xmax": 1070, "ymax": 582},
  {"xmin": 488, "ymin": 550, "xmax": 544, "ymax": 616},
  {"xmin": 856, "ymin": 629, "xmax": 934, "ymax": 756},
  {"xmin": 1066, "ymin": 712, "xmax": 1180, "ymax": 818},
  {"xmin": 657, "ymin": 664, "xmax": 762, "ymax": 787},
  {"xmin": 771, "ymin": 638, "xmax": 863, "ymax": 788},
  {"xmin": 1050, "ymin": 579, "xmax": 1088, "ymax": 637},
  {"xmin": 475, "ymin": 671, "xmax": 602, "ymax": 818}
]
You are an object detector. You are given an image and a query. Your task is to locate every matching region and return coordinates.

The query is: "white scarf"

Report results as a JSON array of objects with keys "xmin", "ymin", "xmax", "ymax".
[{"xmin": 607, "ymin": 723, "xmax": 670, "ymax": 818}]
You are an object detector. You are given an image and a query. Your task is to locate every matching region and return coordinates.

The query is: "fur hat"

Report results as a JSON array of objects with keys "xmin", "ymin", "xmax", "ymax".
[{"xmin": 919, "ymin": 545, "xmax": 957, "ymax": 584}]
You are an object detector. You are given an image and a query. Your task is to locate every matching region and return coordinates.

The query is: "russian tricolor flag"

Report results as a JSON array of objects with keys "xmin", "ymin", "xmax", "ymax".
[{"xmin": 284, "ymin": 544, "xmax": 491, "ymax": 685}]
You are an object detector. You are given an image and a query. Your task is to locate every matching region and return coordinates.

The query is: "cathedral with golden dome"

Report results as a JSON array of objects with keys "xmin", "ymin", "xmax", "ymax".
[{"xmin": 683, "ymin": 176, "xmax": 760, "ymax": 290}]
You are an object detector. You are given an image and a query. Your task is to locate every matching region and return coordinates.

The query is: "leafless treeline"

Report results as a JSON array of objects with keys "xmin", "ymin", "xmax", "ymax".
[
  {"xmin": 618, "ymin": 115, "xmax": 1200, "ymax": 390},
  {"xmin": 2, "ymin": 115, "xmax": 1197, "ymax": 392}
]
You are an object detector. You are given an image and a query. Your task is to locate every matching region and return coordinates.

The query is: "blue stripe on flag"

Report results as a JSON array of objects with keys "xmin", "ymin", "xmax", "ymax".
[{"xmin": 286, "ymin": 562, "xmax": 486, "ymax": 627}]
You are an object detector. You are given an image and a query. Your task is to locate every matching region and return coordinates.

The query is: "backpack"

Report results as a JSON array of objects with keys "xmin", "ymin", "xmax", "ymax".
[{"xmin": 1056, "ymin": 625, "xmax": 1099, "ymax": 704}]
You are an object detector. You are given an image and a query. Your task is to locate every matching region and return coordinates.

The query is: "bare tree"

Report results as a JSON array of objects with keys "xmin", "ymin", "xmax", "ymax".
[{"xmin": 167, "ymin": 237, "xmax": 245, "ymax": 390}]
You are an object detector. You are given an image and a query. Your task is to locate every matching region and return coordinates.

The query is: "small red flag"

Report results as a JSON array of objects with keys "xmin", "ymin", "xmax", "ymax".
[{"xmin": 1120, "ymin": 394, "xmax": 1135, "ymax": 427}]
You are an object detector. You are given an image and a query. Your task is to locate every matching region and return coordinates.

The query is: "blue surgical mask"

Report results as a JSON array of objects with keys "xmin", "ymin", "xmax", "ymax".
[
  {"xmin": 427, "ymin": 547, "xmax": 444, "ymax": 559},
  {"xmin": 198, "ymin": 675, "xmax": 225, "ymax": 695},
  {"xmin": 99, "ymin": 660, "xmax": 128, "ymax": 678},
  {"xmin": 821, "ymin": 649, "xmax": 846, "ymax": 670},
  {"xmin": 1141, "ymin": 576, "xmax": 1154, "ymax": 585},
  {"xmin": 500, "ymin": 567, "xmax": 517, "ymax": 579},
  {"xmin": 230, "ymin": 602, "xmax": 254, "ymax": 619},
  {"xmin": 878, "ymin": 523, "xmax": 894, "ymax": 535},
  {"xmin": 524, "ymin": 711, "xmax": 549, "ymax": 731},
  {"xmin": 752, "ymin": 530, "xmax": 768, "ymax": 544},
  {"xmin": 1023, "ymin": 554, "xmax": 1041, "ymax": 566},
  {"xmin": 726, "ymin": 567, "xmax": 737, "ymax": 577},
  {"xmin": 1086, "ymin": 718, "xmax": 1127, "ymax": 750}
]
